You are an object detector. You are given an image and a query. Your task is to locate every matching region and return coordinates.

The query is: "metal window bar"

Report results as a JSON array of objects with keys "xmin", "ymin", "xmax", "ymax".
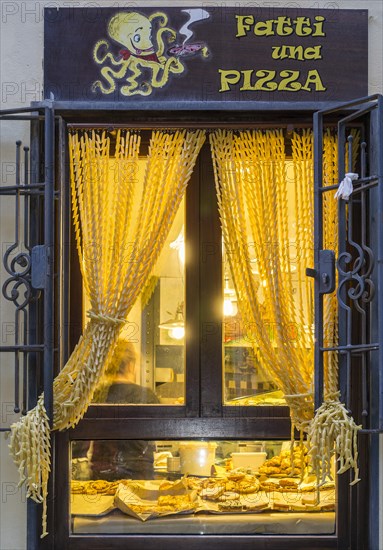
[
  {"xmin": 313, "ymin": 96, "xmax": 382, "ymax": 427},
  {"xmin": 1, "ymin": 105, "xmax": 57, "ymax": 546},
  {"xmin": 0, "ymin": 104, "xmax": 55, "ymax": 429},
  {"xmin": 313, "ymin": 94, "xmax": 383, "ymax": 550}
]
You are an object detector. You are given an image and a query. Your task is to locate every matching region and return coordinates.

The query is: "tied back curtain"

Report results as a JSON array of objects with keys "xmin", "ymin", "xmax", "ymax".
[
  {"xmin": 9, "ymin": 128, "xmax": 206, "ymax": 537},
  {"xmin": 210, "ymin": 129, "xmax": 316, "ymax": 431},
  {"xmin": 210, "ymin": 128, "xmax": 361, "ymax": 485}
]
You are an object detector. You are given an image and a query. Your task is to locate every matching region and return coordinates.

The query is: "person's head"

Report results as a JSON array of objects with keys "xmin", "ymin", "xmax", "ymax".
[
  {"xmin": 114, "ymin": 339, "xmax": 137, "ymax": 378},
  {"xmin": 108, "ymin": 12, "xmax": 154, "ymax": 56},
  {"xmin": 93, "ymin": 340, "xmax": 137, "ymax": 402}
]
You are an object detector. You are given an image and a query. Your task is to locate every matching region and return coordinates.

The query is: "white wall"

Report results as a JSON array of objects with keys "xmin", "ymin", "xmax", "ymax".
[{"xmin": 1, "ymin": 1, "xmax": 382, "ymax": 549}]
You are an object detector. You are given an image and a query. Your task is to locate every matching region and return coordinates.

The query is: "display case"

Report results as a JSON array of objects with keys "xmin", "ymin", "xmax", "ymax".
[{"xmin": 70, "ymin": 438, "xmax": 336, "ymax": 536}]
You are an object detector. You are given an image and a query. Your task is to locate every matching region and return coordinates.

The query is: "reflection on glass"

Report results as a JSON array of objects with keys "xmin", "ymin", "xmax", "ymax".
[
  {"xmin": 71, "ymin": 439, "xmax": 336, "ymax": 535},
  {"xmin": 222, "ymin": 160, "xmax": 314, "ymax": 407},
  {"xmin": 222, "ymin": 265, "xmax": 284, "ymax": 406},
  {"xmin": 92, "ymin": 340, "xmax": 160, "ymax": 405},
  {"xmin": 87, "ymin": 157, "xmax": 185, "ymax": 405}
]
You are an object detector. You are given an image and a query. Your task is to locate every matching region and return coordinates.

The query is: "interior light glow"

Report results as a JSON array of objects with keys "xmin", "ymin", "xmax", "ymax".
[
  {"xmin": 224, "ymin": 298, "xmax": 236, "ymax": 317},
  {"xmin": 223, "ymin": 277, "xmax": 238, "ymax": 317},
  {"xmin": 168, "ymin": 327, "xmax": 185, "ymax": 340},
  {"xmin": 170, "ymin": 230, "xmax": 185, "ymax": 265}
]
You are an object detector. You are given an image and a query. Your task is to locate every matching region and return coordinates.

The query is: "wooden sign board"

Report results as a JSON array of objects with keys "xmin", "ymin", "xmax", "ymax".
[{"xmin": 44, "ymin": 7, "xmax": 368, "ymax": 105}]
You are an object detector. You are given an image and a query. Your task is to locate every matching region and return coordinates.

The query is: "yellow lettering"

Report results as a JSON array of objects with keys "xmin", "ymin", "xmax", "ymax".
[
  {"xmin": 304, "ymin": 45, "xmax": 322, "ymax": 60},
  {"xmin": 234, "ymin": 14, "xmax": 325, "ymax": 39},
  {"xmin": 235, "ymin": 15, "xmax": 254, "ymax": 37},
  {"xmin": 271, "ymin": 45, "xmax": 302, "ymax": 60},
  {"xmin": 312, "ymin": 16, "xmax": 325, "ymax": 36},
  {"xmin": 294, "ymin": 17, "xmax": 312, "ymax": 36},
  {"xmin": 218, "ymin": 69, "xmax": 327, "ymax": 94},
  {"xmin": 272, "ymin": 46, "xmax": 286, "ymax": 59},
  {"xmin": 301, "ymin": 69, "xmax": 327, "ymax": 91},
  {"xmin": 254, "ymin": 20, "xmax": 275, "ymax": 36},
  {"xmin": 272, "ymin": 45, "xmax": 322, "ymax": 60},
  {"xmin": 278, "ymin": 70, "xmax": 301, "ymax": 91},
  {"xmin": 275, "ymin": 16, "xmax": 294, "ymax": 36},
  {"xmin": 254, "ymin": 70, "xmax": 278, "ymax": 91},
  {"xmin": 240, "ymin": 70, "xmax": 258, "ymax": 91},
  {"xmin": 219, "ymin": 69, "xmax": 241, "ymax": 92}
]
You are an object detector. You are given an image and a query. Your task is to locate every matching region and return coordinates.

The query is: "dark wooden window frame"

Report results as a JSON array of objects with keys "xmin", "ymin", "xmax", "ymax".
[{"xmin": 46, "ymin": 108, "xmax": 366, "ymax": 550}]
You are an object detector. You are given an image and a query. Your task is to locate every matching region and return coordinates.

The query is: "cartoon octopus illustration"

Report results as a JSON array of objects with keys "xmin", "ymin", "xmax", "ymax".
[{"xmin": 92, "ymin": 11, "xmax": 207, "ymax": 97}]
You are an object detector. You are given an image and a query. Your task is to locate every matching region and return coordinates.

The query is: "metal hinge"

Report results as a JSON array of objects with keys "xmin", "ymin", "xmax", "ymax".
[{"xmin": 306, "ymin": 249, "xmax": 336, "ymax": 294}]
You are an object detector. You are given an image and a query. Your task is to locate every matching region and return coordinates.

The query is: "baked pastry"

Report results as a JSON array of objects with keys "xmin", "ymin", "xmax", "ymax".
[
  {"xmin": 71, "ymin": 479, "xmax": 119, "ymax": 496},
  {"xmin": 237, "ymin": 476, "xmax": 260, "ymax": 494},
  {"xmin": 260, "ymin": 481, "xmax": 279, "ymax": 491},
  {"xmin": 159, "ymin": 480, "xmax": 174, "ymax": 491},
  {"xmin": 157, "ymin": 494, "xmax": 193, "ymax": 511},
  {"xmin": 258, "ymin": 444, "xmax": 309, "ymax": 477},
  {"xmin": 185, "ymin": 477, "xmax": 203, "ymax": 491},
  {"xmin": 218, "ymin": 491, "xmax": 240, "ymax": 502},
  {"xmin": 200, "ymin": 485, "xmax": 225, "ymax": 500},
  {"xmin": 279, "ymin": 479, "xmax": 298, "ymax": 488},
  {"xmin": 227, "ymin": 471, "xmax": 246, "ymax": 482}
]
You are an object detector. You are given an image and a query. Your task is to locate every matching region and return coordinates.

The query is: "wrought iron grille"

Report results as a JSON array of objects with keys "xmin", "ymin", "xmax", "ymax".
[
  {"xmin": 1, "ymin": 139, "xmax": 42, "ymax": 416},
  {"xmin": 313, "ymin": 94, "xmax": 383, "ymax": 550},
  {"xmin": 0, "ymin": 105, "xmax": 55, "ymax": 429},
  {"xmin": 313, "ymin": 94, "xmax": 383, "ymax": 430}
]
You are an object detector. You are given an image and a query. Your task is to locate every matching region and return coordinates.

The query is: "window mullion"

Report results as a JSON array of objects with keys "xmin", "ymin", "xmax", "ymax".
[{"xmin": 199, "ymin": 144, "xmax": 223, "ymax": 416}]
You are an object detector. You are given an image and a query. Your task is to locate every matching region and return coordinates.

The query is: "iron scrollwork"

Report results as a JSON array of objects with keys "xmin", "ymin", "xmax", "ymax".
[
  {"xmin": 336, "ymin": 136, "xmax": 375, "ymax": 314},
  {"xmin": 1, "ymin": 140, "xmax": 40, "ymax": 415},
  {"xmin": 2, "ymin": 248, "xmax": 33, "ymax": 310},
  {"xmin": 336, "ymin": 245, "xmax": 375, "ymax": 313}
]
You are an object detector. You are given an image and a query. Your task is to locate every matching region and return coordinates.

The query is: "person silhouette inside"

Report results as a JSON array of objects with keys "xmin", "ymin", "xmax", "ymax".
[{"xmin": 78, "ymin": 339, "xmax": 159, "ymax": 481}]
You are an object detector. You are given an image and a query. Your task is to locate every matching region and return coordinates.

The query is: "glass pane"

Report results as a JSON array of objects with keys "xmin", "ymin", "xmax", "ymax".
[
  {"xmin": 222, "ymin": 264, "xmax": 284, "ymax": 406},
  {"xmin": 71, "ymin": 439, "xmax": 336, "ymax": 535},
  {"xmin": 222, "ymin": 158, "xmax": 313, "ymax": 406},
  {"xmin": 85, "ymin": 156, "xmax": 185, "ymax": 405}
]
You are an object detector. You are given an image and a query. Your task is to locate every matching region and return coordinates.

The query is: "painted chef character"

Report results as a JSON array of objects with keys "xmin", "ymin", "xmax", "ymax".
[
  {"xmin": 93, "ymin": 11, "xmax": 184, "ymax": 96},
  {"xmin": 108, "ymin": 12, "xmax": 159, "ymax": 63}
]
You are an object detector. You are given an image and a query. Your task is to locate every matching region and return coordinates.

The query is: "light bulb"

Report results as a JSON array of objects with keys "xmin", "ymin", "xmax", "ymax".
[{"xmin": 168, "ymin": 327, "xmax": 185, "ymax": 340}]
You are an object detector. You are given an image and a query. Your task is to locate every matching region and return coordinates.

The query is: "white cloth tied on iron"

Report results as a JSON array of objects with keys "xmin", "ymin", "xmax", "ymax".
[{"xmin": 334, "ymin": 172, "xmax": 359, "ymax": 200}]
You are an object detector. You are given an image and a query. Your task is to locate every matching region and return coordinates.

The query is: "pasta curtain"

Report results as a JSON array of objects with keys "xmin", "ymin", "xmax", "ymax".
[
  {"xmin": 210, "ymin": 128, "xmax": 361, "ymax": 485},
  {"xmin": 210, "ymin": 129, "xmax": 315, "ymax": 431},
  {"xmin": 9, "ymin": 128, "xmax": 206, "ymax": 537}
]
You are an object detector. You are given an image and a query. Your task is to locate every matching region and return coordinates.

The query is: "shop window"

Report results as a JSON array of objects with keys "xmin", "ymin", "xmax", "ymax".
[
  {"xmin": 81, "ymin": 154, "xmax": 187, "ymax": 406},
  {"xmin": 74, "ymin": 127, "xmax": 322, "ymax": 413},
  {"xmin": 2, "ymin": 96, "xmax": 382, "ymax": 549},
  {"xmin": 70, "ymin": 438, "xmax": 336, "ymax": 536},
  {"xmin": 63, "ymin": 124, "xmax": 338, "ymax": 540}
]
